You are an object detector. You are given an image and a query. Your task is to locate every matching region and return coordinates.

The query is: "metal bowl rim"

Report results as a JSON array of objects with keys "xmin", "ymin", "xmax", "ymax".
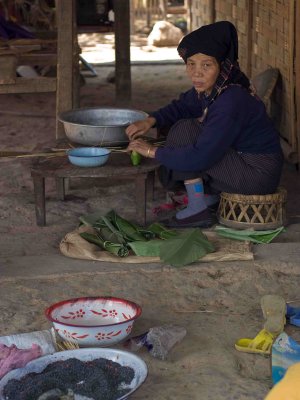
[
  {"xmin": 66, "ymin": 148, "xmax": 111, "ymax": 157},
  {"xmin": 58, "ymin": 107, "xmax": 149, "ymax": 128}
]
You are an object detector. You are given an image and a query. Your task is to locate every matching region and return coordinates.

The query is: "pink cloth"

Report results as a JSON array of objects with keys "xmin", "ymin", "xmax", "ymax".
[{"xmin": 0, "ymin": 343, "xmax": 42, "ymax": 378}]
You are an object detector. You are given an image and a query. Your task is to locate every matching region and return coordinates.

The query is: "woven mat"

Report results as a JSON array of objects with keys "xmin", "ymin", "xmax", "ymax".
[{"xmin": 60, "ymin": 226, "xmax": 253, "ymax": 264}]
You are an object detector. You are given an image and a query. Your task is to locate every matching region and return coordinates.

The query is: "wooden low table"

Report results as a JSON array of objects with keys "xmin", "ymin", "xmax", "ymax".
[{"xmin": 30, "ymin": 153, "xmax": 160, "ymax": 227}]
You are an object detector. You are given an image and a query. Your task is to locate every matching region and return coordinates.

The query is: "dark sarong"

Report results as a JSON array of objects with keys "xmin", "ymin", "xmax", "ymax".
[{"xmin": 158, "ymin": 119, "xmax": 283, "ymax": 195}]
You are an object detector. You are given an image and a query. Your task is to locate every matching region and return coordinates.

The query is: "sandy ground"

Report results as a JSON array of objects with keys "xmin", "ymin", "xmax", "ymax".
[{"xmin": 1, "ymin": 35, "xmax": 300, "ymax": 399}]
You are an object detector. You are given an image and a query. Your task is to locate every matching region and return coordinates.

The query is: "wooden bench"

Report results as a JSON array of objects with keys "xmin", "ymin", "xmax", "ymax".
[{"xmin": 31, "ymin": 153, "xmax": 160, "ymax": 227}]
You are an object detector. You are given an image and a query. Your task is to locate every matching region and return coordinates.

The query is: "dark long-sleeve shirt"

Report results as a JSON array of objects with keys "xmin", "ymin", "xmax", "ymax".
[{"xmin": 152, "ymin": 85, "xmax": 282, "ymax": 172}]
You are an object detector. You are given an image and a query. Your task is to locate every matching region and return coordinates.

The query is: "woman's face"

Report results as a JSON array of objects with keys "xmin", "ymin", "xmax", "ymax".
[{"xmin": 186, "ymin": 53, "xmax": 220, "ymax": 95}]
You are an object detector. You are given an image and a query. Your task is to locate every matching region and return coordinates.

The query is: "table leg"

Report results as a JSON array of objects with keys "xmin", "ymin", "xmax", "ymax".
[
  {"xmin": 56, "ymin": 177, "xmax": 65, "ymax": 200},
  {"xmin": 32, "ymin": 175, "xmax": 46, "ymax": 226},
  {"xmin": 147, "ymin": 170, "xmax": 155, "ymax": 201},
  {"xmin": 135, "ymin": 174, "xmax": 147, "ymax": 226}
]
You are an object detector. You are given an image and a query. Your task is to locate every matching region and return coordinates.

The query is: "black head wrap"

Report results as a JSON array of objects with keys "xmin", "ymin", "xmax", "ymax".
[
  {"xmin": 177, "ymin": 21, "xmax": 238, "ymax": 64},
  {"xmin": 177, "ymin": 21, "xmax": 252, "ymax": 117}
]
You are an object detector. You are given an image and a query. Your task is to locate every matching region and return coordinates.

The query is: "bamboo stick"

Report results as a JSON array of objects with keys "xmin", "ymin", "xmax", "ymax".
[
  {"xmin": 0, "ymin": 151, "xmax": 66, "ymax": 159},
  {"xmin": 0, "ymin": 138, "xmax": 166, "ymax": 159}
]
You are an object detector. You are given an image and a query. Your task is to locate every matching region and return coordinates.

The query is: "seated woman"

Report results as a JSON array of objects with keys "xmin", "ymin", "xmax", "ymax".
[{"xmin": 126, "ymin": 21, "xmax": 283, "ymax": 228}]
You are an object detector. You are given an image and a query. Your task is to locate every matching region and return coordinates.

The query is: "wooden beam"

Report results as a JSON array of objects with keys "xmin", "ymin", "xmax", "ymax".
[
  {"xmin": 114, "ymin": 0, "xmax": 131, "ymax": 106},
  {"xmin": 18, "ymin": 53, "xmax": 57, "ymax": 66},
  {"xmin": 0, "ymin": 77, "xmax": 56, "ymax": 94},
  {"xmin": 55, "ymin": 0, "xmax": 77, "ymax": 140}
]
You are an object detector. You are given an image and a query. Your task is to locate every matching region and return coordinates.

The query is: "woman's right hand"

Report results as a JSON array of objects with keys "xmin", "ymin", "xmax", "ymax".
[{"xmin": 125, "ymin": 117, "xmax": 156, "ymax": 140}]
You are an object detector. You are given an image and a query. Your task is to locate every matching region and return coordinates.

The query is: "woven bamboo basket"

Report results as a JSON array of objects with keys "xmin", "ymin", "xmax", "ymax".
[{"xmin": 217, "ymin": 187, "xmax": 287, "ymax": 230}]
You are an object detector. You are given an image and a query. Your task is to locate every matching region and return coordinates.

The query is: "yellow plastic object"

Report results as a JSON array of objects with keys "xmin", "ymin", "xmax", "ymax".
[
  {"xmin": 131, "ymin": 151, "xmax": 142, "ymax": 166},
  {"xmin": 234, "ymin": 329, "xmax": 275, "ymax": 355},
  {"xmin": 264, "ymin": 362, "xmax": 300, "ymax": 399}
]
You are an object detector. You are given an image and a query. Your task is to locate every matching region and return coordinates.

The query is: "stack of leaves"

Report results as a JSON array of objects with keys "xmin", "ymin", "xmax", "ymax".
[{"xmin": 79, "ymin": 210, "xmax": 215, "ymax": 267}]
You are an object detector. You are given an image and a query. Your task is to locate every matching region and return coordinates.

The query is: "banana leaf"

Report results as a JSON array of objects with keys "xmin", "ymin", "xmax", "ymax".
[
  {"xmin": 79, "ymin": 211, "xmax": 105, "ymax": 226},
  {"xmin": 78, "ymin": 211, "xmax": 214, "ymax": 265},
  {"xmin": 147, "ymin": 222, "xmax": 178, "ymax": 239},
  {"xmin": 105, "ymin": 210, "xmax": 147, "ymax": 241},
  {"xmin": 159, "ymin": 229, "xmax": 215, "ymax": 267},
  {"xmin": 79, "ymin": 210, "xmax": 154, "ymax": 241},
  {"xmin": 80, "ymin": 232, "xmax": 129, "ymax": 257},
  {"xmin": 128, "ymin": 239, "xmax": 163, "ymax": 257},
  {"xmin": 136, "ymin": 229, "xmax": 156, "ymax": 240},
  {"xmin": 215, "ymin": 225, "xmax": 285, "ymax": 244},
  {"xmin": 98, "ymin": 215, "xmax": 127, "ymax": 244},
  {"xmin": 94, "ymin": 225, "xmax": 126, "ymax": 245}
]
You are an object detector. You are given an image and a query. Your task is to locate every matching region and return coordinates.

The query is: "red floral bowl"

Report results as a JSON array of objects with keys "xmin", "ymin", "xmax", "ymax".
[{"xmin": 45, "ymin": 296, "xmax": 142, "ymax": 347}]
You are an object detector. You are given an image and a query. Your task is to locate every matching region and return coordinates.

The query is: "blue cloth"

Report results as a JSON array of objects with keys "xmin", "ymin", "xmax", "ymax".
[
  {"xmin": 152, "ymin": 85, "xmax": 282, "ymax": 172},
  {"xmin": 271, "ymin": 332, "xmax": 300, "ymax": 385},
  {"xmin": 0, "ymin": 16, "xmax": 34, "ymax": 39}
]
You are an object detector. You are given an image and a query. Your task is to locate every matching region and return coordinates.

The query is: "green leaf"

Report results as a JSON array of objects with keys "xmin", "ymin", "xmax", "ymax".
[
  {"xmin": 106, "ymin": 210, "xmax": 147, "ymax": 241},
  {"xmin": 80, "ymin": 232, "xmax": 106, "ymax": 248},
  {"xmin": 99, "ymin": 215, "xmax": 127, "ymax": 244},
  {"xmin": 79, "ymin": 211, "xmax": 106, "ymax": 226},
  {"xmin": 215, "ymin": 225, "xmax": 285, "ymax": 243},
  {"xmin": 94, "ymin": 225, "xmax": 126, "ymax": 245},
  {"xmin": 147, "ymin": 222, "xmax": 178, "ymax": 239},
  {"xmin": 80, "ymin": 232, "xmax": 129, "ymax": 257},
  {"xmin": 128, "ymin": 239, "xmax": 163, "ymax": 256},
  {"xmin": 159, "ymin": 229, "xmax": 215, "ymax": 267},
  {"xmin": 136, "ymin": 229, "xmax": 156, "ymax": 240}
]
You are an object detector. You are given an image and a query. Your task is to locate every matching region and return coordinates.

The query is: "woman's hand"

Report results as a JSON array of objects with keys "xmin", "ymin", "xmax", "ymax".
[
  {"xmin": 125, "ymin": 117, "xmax": 156, "ymax": 140},
  {"xmin": 127, "ymin": 139, "xmax": 157, "ymax": 158}
]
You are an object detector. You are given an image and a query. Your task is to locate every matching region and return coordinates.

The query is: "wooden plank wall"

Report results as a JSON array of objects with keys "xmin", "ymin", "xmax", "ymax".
[
  {"xmin": 191, "ymin": 0, "xmax": 214, "ymax": 27},
  {"xmin": 296, "ymin": 0, "xmax": 300, "ymax": 161},
  {"xmin": 190, "ymin": 0, "xmax": 298, "ymax": 161},
  {"xmin": 251, "ymin": 0, "xmax": 295, "ymax": 151}
]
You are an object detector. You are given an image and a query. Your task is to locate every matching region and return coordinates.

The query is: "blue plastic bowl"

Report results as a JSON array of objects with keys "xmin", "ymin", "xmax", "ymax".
[{"xmin": 67, "ymin": 147, "xmax": 111, "ymax": 167}]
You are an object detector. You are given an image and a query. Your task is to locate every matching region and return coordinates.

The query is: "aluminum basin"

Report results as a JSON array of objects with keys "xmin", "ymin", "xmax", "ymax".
[{"xmin": 59, "ymin": 107, "xmax": 149, "ymax": 146}]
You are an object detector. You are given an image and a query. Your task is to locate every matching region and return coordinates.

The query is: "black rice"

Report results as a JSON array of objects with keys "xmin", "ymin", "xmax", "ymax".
[{"xmin": 3, "ymin": 357, "xmax": 135, "ymax": 400}]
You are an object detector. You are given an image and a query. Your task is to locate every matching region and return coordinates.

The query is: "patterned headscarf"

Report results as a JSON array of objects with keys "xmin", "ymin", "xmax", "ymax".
[{"xmin": 177, "ymin": 21, "xmax": 253, "ymax": 120}]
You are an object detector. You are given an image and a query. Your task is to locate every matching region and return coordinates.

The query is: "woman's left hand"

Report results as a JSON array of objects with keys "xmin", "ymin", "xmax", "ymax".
[{"xmin": 126, "ymin": 139, "xmax": 157, "ymax": 158}]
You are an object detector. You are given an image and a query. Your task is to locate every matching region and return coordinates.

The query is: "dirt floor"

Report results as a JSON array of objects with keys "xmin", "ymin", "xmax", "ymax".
[{"xmin": 1, "ymin": 35, "xmax": 300, "ymax": 399}]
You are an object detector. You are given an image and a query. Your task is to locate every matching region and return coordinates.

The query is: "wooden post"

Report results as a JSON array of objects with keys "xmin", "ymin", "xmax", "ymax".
[
  {"xmin": 159, "ymin": 0, "xmax": 167, "ymax": 21},
  {"xmin": 246, "ymin": 0, "xmax": 253, "ymax": 77},
  {"xmin": 208, "ymin": 0, "xmax": 216, "ymax": 24},
  {"xmin": 56, "ymin": 0, "xmax": 77, "ymax": 140},
  {"xmin": 295, "ymin": 0, "xmax": 300, "ymax": 164},
  {"xmin": 289, "ymin": 0, "xmax": 297, "ymax": 155},
  {"xmin": 130, "ymin": 0, "xmax": 136, "ymax": 35},
  {"xmin": 73, "ymin": 4, "xmax": 80, "ymax": 109},
  {"xmin": 185, "ymin": 0, "xmax": 192, "ymax": 32},
  {"xmin": 114, "ymin": 0, "xmax": 132, "ymax": 106},
  {"xmin": 0, "ymin": 54, "xmax": 17, "ymax": 84},
  {"xmin": 146, "ymin": 0, "xmax": 152, "ymax": 28}
]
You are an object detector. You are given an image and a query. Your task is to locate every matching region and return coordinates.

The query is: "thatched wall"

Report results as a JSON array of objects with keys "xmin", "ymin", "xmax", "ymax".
[{"xmin": 191, "ymin": 0, "xmax": 298, "ymax": 162}]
